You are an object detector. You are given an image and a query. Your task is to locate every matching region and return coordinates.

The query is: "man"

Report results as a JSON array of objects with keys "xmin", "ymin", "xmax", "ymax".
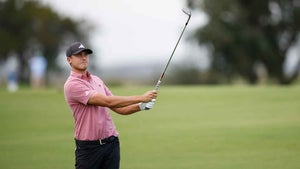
[{"xmin": 64, "ymin": 42, "xmax": 158, "ymax": 169}]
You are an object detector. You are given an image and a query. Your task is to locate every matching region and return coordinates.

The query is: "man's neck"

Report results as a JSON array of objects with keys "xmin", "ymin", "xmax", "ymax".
[{"xmin": 72, "ymin": 68, "xmax": 86, "ymax": 75}]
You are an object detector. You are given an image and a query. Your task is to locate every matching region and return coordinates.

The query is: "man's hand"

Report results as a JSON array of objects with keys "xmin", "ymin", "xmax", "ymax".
[
  {"xmin": 139, "ymin": 99, "xmax": 156, "ymax": 111},
  {"xmin": 145, "ymin": 99, "xmax": 156, "ymax": 110},
  {"xmin": 139, "ymin": 90, "xmax": 157, "ymax": 111},
  {"xmin": 142, "ymin": 90, "xmax": 157, "ymax": 102}
]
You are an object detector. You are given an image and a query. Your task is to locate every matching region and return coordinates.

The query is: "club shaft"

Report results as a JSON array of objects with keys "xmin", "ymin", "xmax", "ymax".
[{"xmin": 154, "ymin": 18, "xmax": 189, "ymax": 91}]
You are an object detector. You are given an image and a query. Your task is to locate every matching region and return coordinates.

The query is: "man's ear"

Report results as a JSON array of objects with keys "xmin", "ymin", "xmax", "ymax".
[{"xmin": 67, "ymin": 57, "xmax": 72, "ymax": 66}]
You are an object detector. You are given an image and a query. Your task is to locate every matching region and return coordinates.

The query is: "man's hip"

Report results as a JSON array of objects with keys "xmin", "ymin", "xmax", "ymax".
[{"xmin": 75, "ymin": 136, "xmax": 120, "ymax": 169}]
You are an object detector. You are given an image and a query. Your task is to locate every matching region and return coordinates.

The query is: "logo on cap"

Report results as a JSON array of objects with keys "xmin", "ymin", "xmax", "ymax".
[{"xmin": 78, "ymin": 44, "xmax": 85, "ymax": 49}]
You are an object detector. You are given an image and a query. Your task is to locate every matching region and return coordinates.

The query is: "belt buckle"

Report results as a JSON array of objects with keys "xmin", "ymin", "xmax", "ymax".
[{"xmin": 99, "ymin": 139, "xmax": 106, "ymax": 145}]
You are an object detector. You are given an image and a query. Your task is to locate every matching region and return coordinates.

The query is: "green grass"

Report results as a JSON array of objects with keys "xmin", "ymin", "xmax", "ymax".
[{"xmin": 0, "ymin": 85, "xmax": 300, "ymax": 169}]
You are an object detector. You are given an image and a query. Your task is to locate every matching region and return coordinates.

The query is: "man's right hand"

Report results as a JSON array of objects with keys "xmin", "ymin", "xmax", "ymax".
[{"xmin": 142, "ymin": 90, "xmax": 158, "ymax": 102}]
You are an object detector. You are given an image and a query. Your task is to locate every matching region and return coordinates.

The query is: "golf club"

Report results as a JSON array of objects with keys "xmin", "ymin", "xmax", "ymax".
[
  {"xmin": 154, "ymin": 8, "xmax": 191, "ymax": 91},
  {"xmin": 146, "ymin": 8, "xmax": 191, "ymax": 109}
]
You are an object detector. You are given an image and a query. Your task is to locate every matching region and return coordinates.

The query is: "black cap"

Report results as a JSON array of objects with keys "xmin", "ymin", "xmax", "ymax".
[{"xmin": 66, "ymin": 42, "xmax": 93, "ymax": 57}]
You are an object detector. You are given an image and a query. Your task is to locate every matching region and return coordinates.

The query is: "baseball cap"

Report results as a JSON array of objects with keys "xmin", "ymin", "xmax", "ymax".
[{"xmin": 66, "ymin": 42, "xmax": 93, "ymax": 57}]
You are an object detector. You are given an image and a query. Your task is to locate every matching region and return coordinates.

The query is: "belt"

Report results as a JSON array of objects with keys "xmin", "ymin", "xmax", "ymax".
[{"xmin": 75, "ymin": 136, "xmax": 118, "ymax": 146}]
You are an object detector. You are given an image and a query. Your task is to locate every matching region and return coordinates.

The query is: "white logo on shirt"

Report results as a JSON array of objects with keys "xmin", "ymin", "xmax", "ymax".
[{"xmin": 85, "ymin": 91, "xmax": 89, "ymax": 96}]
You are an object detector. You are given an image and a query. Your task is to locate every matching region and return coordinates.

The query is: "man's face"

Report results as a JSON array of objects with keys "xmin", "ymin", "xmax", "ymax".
[{"xmin": 67, "ymin": 51, "xmax": 89, "ymax": 72}]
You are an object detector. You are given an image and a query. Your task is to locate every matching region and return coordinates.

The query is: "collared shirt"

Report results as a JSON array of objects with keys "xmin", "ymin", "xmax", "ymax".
[{"xmin": 64, "ymin": 71, "xmax": 119, "ymax": 140}]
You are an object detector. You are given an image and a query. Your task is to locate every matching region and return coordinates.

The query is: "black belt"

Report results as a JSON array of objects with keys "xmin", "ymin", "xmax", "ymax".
[{"xmin": 75, "ymin": 136, "xmax": 118, "ymax": 146}]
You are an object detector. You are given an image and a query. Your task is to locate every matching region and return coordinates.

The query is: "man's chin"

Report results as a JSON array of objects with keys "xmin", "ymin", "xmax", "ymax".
[{"xmin": 79, "ymin": 65, "xmax": 88, "ymax": 70}]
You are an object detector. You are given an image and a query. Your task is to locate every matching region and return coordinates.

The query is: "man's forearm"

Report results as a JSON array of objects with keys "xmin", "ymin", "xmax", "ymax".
[
  {"xmin": 111, "ymin": 104, "xmax": 141, "ymax": 115},
  {"xmin": 88, "ymin": 93, "xmax": 144, "ymax": 108}
]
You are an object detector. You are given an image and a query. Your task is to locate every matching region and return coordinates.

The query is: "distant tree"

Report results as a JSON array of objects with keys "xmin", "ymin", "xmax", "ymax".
[
  {"xmin": 0, "ymin": 0, "xmax": 90, "ymax": 82},
  {"xmin": 187, "ymin": 0, "xmax": 300, "ymax": 84}
]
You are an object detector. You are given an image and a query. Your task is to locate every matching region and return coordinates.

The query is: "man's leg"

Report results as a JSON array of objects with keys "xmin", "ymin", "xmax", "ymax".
[
  {"xmin": 75, "ymin": 138, "xmax": 120, "ymax": 169},
  {"xmin": 100, "ymin": 139, "xmax": 120, "ymax": 169},
  {"xmin": 75, "ymin": 144, "xmax": 105, "ymax": 169}
]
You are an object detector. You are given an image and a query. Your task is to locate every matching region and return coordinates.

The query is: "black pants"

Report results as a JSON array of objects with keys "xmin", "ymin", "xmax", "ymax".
[{"xmin": 75, "ymin": 137, "xmax": 120, "ymax": 169}]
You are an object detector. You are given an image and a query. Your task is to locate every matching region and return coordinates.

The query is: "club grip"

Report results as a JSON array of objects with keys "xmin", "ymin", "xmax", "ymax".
[{"xmin": 154, "ymin": 80, "xmax": 162, "ymax": 91}]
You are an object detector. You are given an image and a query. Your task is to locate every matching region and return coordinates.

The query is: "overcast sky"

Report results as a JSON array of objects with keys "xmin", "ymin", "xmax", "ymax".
[{"xmin": 39, "ymin": 0, "xmax": 207, "ymax": 69}]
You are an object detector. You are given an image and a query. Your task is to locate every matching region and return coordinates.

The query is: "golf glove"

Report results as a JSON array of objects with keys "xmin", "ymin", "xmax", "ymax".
[{"xmin": 139, "ymin": 99, "xmax": 156, "ymax": 111}]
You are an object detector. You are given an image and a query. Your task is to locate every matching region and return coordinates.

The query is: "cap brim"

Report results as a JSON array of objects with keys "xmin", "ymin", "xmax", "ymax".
[{"xmin": 73, "ymin": 48, "xmax": 93, "ymax": 55}]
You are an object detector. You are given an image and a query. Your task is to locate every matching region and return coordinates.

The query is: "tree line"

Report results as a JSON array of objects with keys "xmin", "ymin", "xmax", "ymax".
[
  {"xmin": 1, "ymin": 0, "xmax": 299, "ymax": 85},
  {"xmin": 0, "ymin": 0, "xmax": 88, "ymax": 83},
  {"xmin": 186, "ymin": 0, "xmax": 300, "ymax": 84}
]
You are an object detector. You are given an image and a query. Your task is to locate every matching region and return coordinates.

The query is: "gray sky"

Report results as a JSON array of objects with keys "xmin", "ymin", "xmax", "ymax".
[{"xmin": 39, "ymin": 0, "xmax": 207, "ymax": 69}]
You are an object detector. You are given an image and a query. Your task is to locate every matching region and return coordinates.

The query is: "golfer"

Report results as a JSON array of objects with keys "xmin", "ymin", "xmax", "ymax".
[{"xmin": 64, "ymin": 42, "xmax": 157, "ymax": 169}]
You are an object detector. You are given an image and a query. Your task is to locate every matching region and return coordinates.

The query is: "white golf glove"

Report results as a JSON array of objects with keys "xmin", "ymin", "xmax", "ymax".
[{"xmin": 139, "ymin": 99, "xmax": 156, "ymax": 111}]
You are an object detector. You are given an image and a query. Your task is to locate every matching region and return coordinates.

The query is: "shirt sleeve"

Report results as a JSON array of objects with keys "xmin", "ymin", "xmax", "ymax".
[
  {"xmin": 65, "ymin": 80, "xmax": 96, "ymax": 105},
  {"xmin": 94, "ymin": 75, "xmax": 113, "ymax": 97},
  {"xmin": 104, "ymin": 84, "xmax": 113, "ymax": 96}
]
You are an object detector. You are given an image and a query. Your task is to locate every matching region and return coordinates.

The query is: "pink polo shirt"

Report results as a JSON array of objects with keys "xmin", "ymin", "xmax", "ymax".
[{"xmin": 64, "ymin": 71, "xmax": 119, "ymax": 141}]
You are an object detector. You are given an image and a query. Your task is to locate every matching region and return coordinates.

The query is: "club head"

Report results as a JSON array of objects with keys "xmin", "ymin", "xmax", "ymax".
[
  {"xmin": 182, "ymin": 8, "xmax": 192, "ymax": 17},
  {"xmin": 182, "ymin": 8, "xmax": 191, "ymax": 25}
]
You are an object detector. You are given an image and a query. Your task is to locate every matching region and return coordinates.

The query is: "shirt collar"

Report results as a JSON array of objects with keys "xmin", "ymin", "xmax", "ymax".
[{"xmin": 70, "ymin": 71, "xmax": 91, "ymax": 80}]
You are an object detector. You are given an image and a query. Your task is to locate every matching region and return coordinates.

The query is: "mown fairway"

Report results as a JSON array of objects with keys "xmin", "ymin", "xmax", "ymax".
[{"xmin": 0, "ymin": 85, "xmax": 299, "ymax": 169}]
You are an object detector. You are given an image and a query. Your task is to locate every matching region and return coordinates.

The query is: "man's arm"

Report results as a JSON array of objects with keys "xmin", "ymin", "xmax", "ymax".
[
  {"xmin": 111, "ymin": 99, "xmax": 156, "ymax": 115},
  {"xmin": 87, "ymin": 90, "xmax": 157, "ymax": 108},
  {"xmin": 110, "ymin": 104, "xmax": 141, "ymax": 115}
]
